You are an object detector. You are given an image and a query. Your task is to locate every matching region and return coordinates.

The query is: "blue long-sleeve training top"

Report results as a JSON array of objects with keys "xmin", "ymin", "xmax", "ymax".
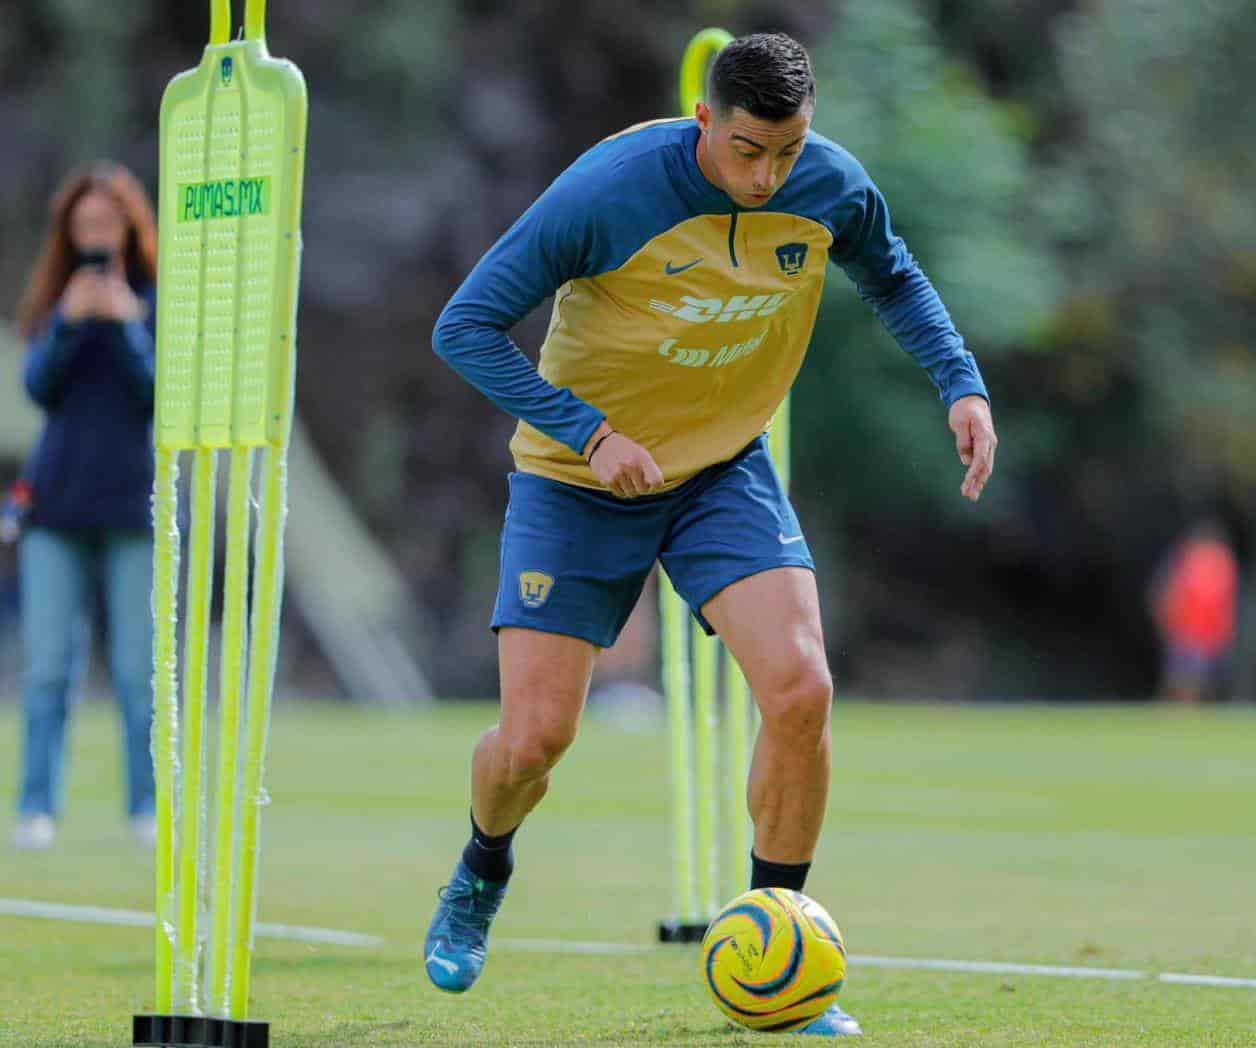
[{"xmin": 433, "ymin": 118, "xmax": 988, "ymax": 490}]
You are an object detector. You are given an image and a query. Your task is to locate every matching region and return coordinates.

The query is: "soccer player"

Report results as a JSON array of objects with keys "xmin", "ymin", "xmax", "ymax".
[{"xmin": 425, "ymin": 32, "xmax": 997, "ymax": 1037}]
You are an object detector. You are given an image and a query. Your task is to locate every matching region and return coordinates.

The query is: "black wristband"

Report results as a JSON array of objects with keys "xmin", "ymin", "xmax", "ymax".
[{"xmin": 587, "ymin": 430, "xmax": 615, "ymax": 464}]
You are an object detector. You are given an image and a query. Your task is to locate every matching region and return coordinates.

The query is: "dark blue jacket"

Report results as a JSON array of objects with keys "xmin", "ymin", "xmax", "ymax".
[{"xmin": 23, "ymin": 285, "xmax": 157, "ymax": 533}]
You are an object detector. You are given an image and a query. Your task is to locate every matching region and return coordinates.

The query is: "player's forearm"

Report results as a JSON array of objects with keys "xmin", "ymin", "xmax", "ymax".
[
  {"xmin": 432, "ymin": 308, "xmax": 605, "ymax": 455},
  {"xmin": 864, "ymin": 268, "xmax": 988, "ymax": 407}
]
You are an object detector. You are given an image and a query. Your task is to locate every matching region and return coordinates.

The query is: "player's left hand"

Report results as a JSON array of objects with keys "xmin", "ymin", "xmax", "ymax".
[{"xmin": 948, "ymin": 395, "xmax": 997, "ymax": 502}]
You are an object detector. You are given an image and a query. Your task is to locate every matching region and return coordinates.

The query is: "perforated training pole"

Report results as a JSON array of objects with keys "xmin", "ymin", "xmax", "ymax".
[{"xmin": 136, "ymin": 0, "xmax": 306, "ymax": 1042}]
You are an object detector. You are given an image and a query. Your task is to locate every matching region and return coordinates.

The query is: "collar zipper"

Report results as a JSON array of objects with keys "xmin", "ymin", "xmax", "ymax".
[{"xmin": 727, "ymin": 209, "xmax": 740, "ymax": 268}]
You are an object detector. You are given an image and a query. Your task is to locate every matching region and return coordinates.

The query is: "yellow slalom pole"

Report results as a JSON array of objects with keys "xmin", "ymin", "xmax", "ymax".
[
  {"xmin": 771, "ymin": 394, "xmax": 792, "ymax": 492},
  {"xmin": 657, "ymin": 26, "xmax": 732, "ymax": 937},
  {"xmin": 660, "ymin": 572, "xmax": 697, "ymax": 926},
  {"xmin": 152, "ymin": 448, "xmax": 181, "ymax": 1014},
  {"xmin": 210, "ymin": 0, "xmax": 231, "ymax": 46},
  {"xmin": 229, "ymin": 446, "xmax": 288, "ymax": 1018},
  {"xmin": 763, "ymin": 395, "xmax": 792, "ymax": 742},
  {"xmin": 244, "ymin": 0, "xmax": 267, "ymax": 43},
  {"xmin": 678, "ymin": 28, "xmax": 734, "ymax": 114},
  {"xmin": 175, "ymin": 447, "xmax": 217, "ymax": 1014},
  {"xmin": 208, "ymin": 447, "xmax": 253, "ymax": 1015},
  {"xmin": 683, "ymin": 26, "xmax": 734, "ymax": 925},
  {"xmin": 723, "ymin": 649, "xmax": 752, "ymax": 900},
  {"xmin": 692, "ymin": 622, "xmax": 719, "ymax": 919}
]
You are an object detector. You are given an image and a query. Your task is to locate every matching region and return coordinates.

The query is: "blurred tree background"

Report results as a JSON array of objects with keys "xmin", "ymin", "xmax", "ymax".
[{"xmin": 1, "ymin": 0, "xmax": 1251, "ymax": 699}]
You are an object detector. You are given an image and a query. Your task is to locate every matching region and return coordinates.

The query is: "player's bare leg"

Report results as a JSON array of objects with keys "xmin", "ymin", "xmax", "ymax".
[
  {"xmin": 472, "ymin": 628, "xmax": 598, "ymax": 833},
  {"xmin": 702, "ymin": 567, "xmax": 860, "ymax": 1037},
  {"xmin": 702, "ymin": 567, "xmax": 831, "ymax": 866},
  {"xmin": 425, "ymin": 628, "xmax": 596, "ymax": 993}
]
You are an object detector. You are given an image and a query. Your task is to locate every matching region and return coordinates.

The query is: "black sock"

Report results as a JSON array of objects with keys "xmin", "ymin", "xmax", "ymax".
[
  {"xmin": 461, "ymin": 811, "xmax": 518, "ymax": 883},
  {"xmin": 750, "ymin": 851, "xmax": 811, "ymax": 893}
]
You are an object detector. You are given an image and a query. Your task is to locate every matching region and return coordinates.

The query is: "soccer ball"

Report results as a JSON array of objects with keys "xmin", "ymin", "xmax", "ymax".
[{"xmin": 701, "ymin": 888, "xmax": 847, "ymax": 1032}]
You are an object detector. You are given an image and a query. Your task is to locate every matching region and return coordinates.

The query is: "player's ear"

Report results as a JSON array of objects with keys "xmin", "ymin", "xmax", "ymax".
[{"xmin": 695, "ymin": 101, "xmax": 712, "ymax": 134}]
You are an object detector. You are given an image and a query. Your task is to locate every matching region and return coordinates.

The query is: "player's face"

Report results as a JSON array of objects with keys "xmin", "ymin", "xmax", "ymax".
[{"xmin": 695, "ymin": 102, "xmax": 812, "ymax": 209}]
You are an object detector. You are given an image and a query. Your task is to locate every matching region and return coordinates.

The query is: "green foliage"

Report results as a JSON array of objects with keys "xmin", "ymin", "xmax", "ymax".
[
  {"xmin": 1050, "ymin": 0, "xmax": 1256, "ymax": 495},
  {"xmin": 340, "ymin": 1, "xmax": 456, "ymax": 138},
  {"xmin": 797, "ymin": 0, "xmax": 1059, "ymax": 518},
  {"xmin": 31, "ymin": 1, "xmax": 146, "ymax": 162}
]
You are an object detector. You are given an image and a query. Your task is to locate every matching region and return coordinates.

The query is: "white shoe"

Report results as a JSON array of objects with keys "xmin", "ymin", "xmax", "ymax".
[
  {"xmin": 13, "ymin": 814, "xmax": 56, "ymax": 850},
  {"xmin": 130, "ymin": 815, "xmax": 158, "ymax": 848}
]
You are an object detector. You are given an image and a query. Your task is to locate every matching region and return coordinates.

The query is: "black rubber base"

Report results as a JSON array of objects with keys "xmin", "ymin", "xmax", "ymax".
[
  {"xmin": 133, "ymin": 1014, "xmax": 269, "ymax": 1048},
  {"xmin": 657, "ymin": 920, "xmax": 709, "ymax": 943}
]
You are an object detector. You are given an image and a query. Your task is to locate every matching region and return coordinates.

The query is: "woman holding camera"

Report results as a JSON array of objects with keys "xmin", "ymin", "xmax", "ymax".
[{"xmin": 11, "ymin": 165, "xmax": 158, "ymax": 850}]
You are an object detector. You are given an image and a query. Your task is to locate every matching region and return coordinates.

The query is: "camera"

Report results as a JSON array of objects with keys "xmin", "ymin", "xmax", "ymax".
[{"xmin": 76, "ymin": 248, "xmax": 112, "ymax": 271}]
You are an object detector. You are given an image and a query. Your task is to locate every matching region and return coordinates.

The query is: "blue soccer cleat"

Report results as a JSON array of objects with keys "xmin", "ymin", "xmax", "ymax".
[
  {"xmin": 423, "ymin": 859, "xmax": 509, "ymax": 993},
  {"xmin": 793, "ymin": 1003, "xmax": 863, "ymax": 1037}
]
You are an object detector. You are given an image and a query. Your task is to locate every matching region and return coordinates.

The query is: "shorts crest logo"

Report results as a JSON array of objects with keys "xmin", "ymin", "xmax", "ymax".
[
  {"xmin": 519, "ymin": 570, "xmax": 555, "ymax": 609},
  {"xmin": 775, "ymin": 242, "xmax": 808, "ymax": 276}
]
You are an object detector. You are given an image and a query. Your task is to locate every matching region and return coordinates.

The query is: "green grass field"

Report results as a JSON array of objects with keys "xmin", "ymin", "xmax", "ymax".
[{"xmin": 2, "ymin": 698, "xmax": 1254, "ymax": 1046}]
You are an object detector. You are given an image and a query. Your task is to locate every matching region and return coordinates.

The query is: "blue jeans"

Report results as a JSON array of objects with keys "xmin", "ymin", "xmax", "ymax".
[{"xmin": 17, "ymin": 527, "xmax": 155, "ymax": 818}]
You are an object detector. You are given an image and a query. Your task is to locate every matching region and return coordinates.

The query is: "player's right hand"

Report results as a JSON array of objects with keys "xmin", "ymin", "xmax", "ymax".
[{"xmin": 586, "ymin": 426, "xmax": 665, "ymax": 498}]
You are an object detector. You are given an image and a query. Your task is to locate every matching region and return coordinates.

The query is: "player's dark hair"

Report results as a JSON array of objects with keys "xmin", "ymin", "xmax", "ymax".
[{"xmin": 707, "ymin": 33, "xmax": 815, "ymax": 121}]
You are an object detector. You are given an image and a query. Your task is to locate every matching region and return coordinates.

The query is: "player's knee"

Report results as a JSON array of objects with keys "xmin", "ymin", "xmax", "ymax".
[
  {"xmin": 502, "ymin": 724, "xmax": 576, "ymax": 783},
  {"xmin": 759, "ymin": 659, "xmax": 832, "ymax": 740}
]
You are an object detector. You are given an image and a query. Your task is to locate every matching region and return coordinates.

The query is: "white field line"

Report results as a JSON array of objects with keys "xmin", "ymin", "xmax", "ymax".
[
  {"xmin": 0, "ymin": 898, "xmax": 383, "ymax": 948},
  {"xmin": 1159, "ymin": 973, "xmax": 1256, "ymax": 989},
  {"xmin": 505, "ymin": 947, "xmax": 1256, "ymax": 993},
  {"xmin": 851, "ymin": 954, "xmax": 1144, "ymax": 980},
  {"xmin": 5, "ymin": 898, "xmax": 1255, "ymax": 989},
  {"xmin": 497, "ymin": 937, "xmax": 657, "ymax": 955}
]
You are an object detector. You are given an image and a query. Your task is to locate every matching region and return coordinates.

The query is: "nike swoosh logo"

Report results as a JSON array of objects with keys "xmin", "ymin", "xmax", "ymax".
[
  {"xmin": 426, "ymin": 944, "xmax": 459, "ymax": 975},
  {"xmin": 779, "ymin": 533, "xmax": 806, "ymax": 545},
  {"xmin": 664, "ymin": 258, "xmax": 703, "ymax": 276}
]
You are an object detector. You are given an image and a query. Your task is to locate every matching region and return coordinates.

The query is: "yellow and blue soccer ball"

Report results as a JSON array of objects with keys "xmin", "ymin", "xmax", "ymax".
[{"xmin": 701, "ymin": 888, "xmax": 847, "ymax": 1032}]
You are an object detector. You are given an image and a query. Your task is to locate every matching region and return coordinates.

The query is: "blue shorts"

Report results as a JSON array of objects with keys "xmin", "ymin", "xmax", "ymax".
[{"xmin": 492, "ymin": 436, "xmax": 814, "ymax": 648}]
